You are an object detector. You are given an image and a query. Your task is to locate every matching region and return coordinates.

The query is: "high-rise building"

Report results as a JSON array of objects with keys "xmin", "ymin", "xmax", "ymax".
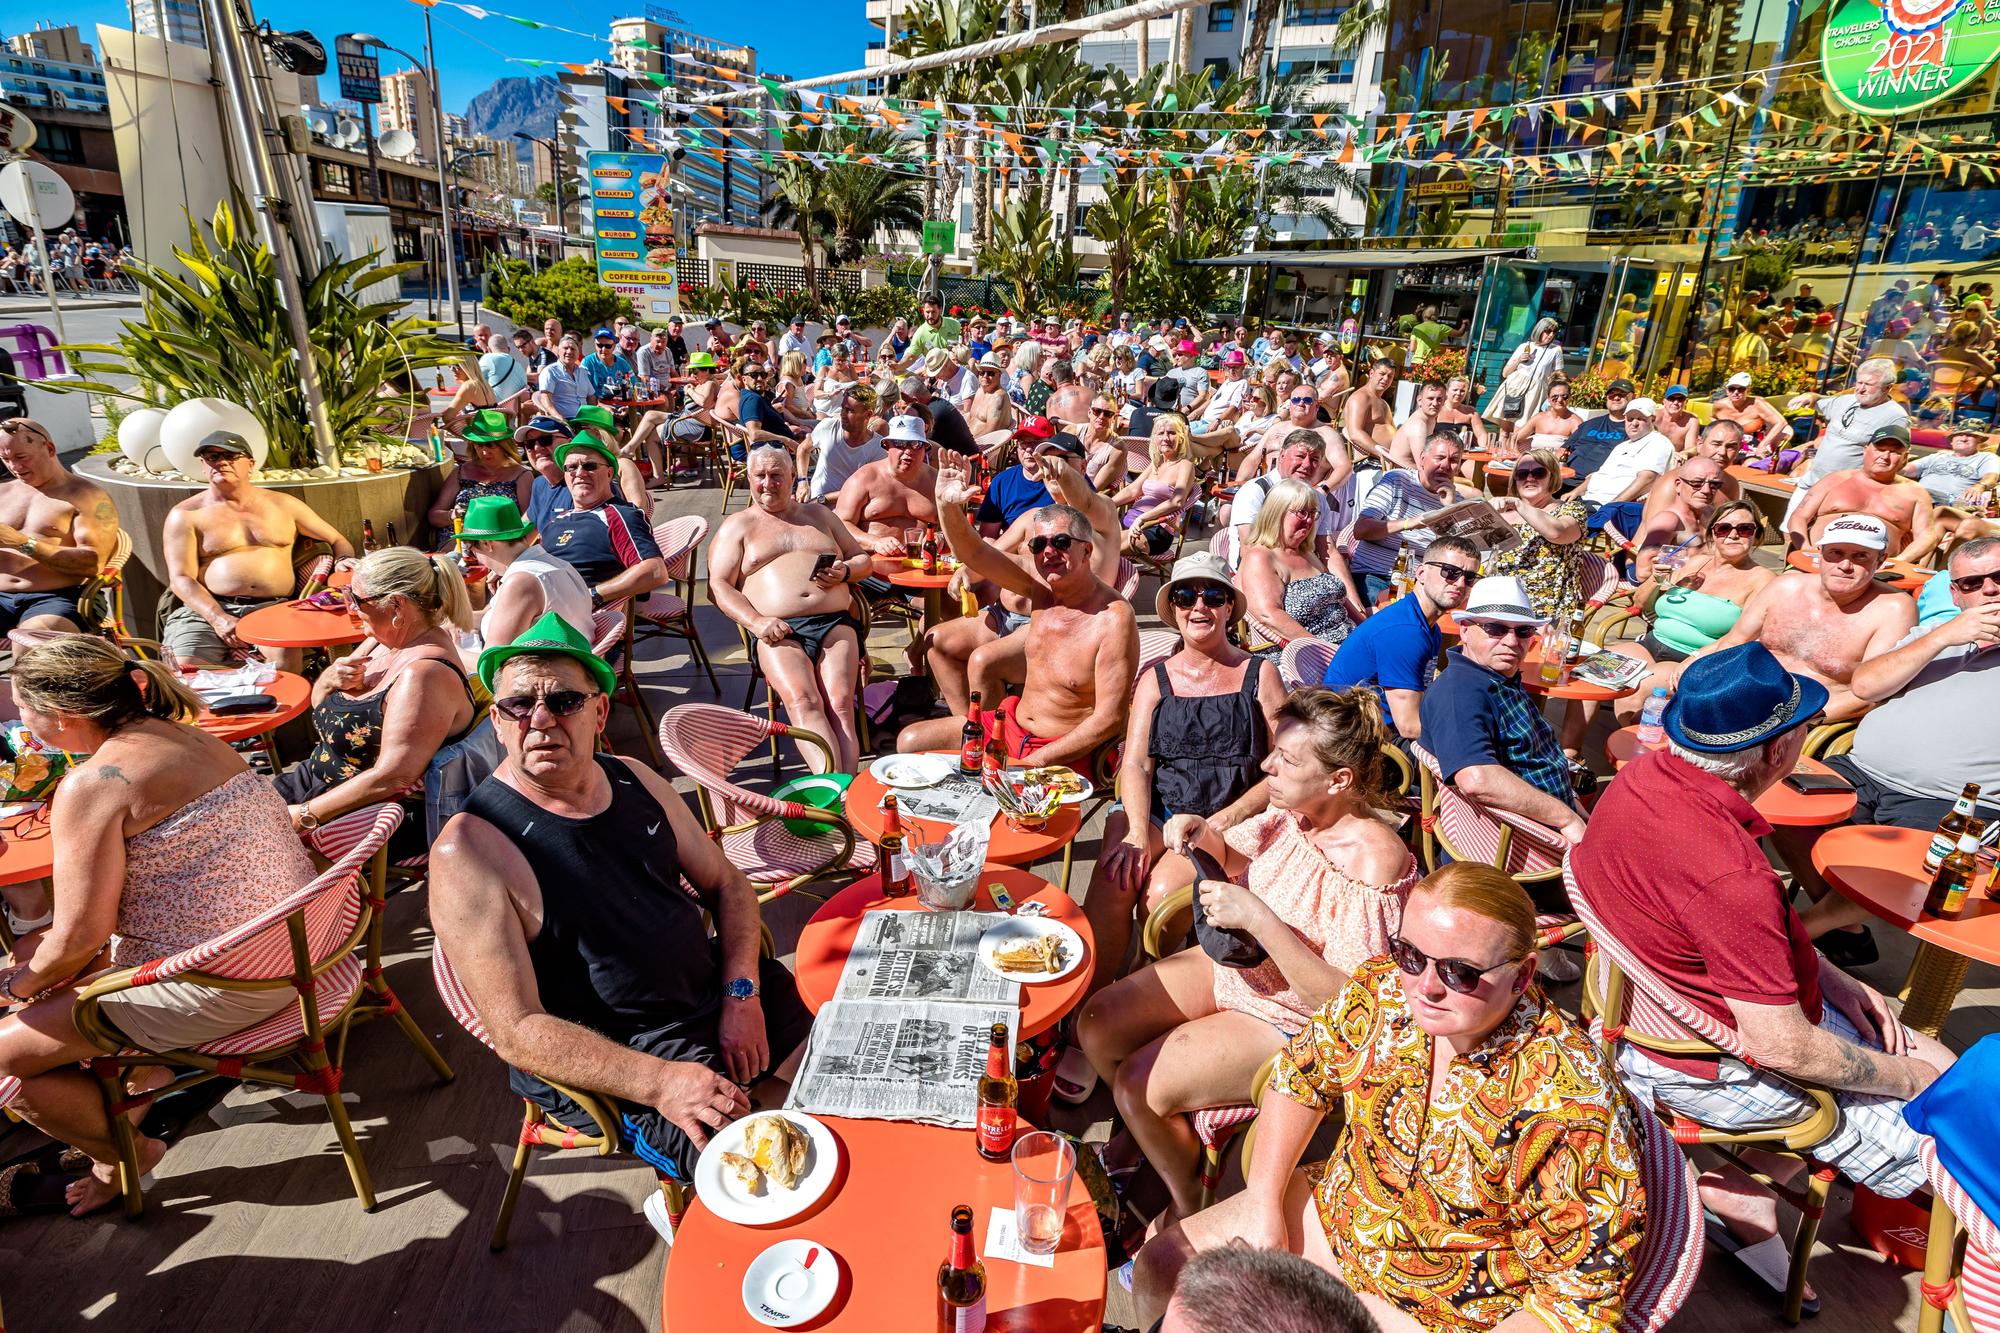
[
  {"xmin": 378, "ymin": 67, "xmax": 439, "ymax": 166},
  {"xmin": 459, "ymin": 132, "xmax": 529, "ymax": 198},
  {"xmin": 0, "ymin": 36, "xmax": 109, "ymax": 113},
  {"xmin": 130, "ymin": 0, "xmax": 205, "ymax": 48},
  {"xmin": 7, "ymin": 23, "xmax": 92, "ymax": 66}
]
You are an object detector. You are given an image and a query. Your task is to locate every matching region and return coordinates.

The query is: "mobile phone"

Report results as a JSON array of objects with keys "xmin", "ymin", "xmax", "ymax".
[
  {"xmin": 1784, "ymin": 770, "xmax": 1854, "ymax": 796},
  {"xmin": 810, "ymin": 552, "xmax": 837, "ymax": 579}
]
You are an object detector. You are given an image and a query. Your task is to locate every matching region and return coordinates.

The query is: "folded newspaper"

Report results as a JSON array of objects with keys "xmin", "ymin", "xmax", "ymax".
[
  {"xmin": 1571, "ymin": 650, "xmax": 1650, "ymax": 691},
  {"xmin": 786, "ymin": 910, "xmax": 1021, "ymax": 1127},
  {"xmin": 1421, "ymin": 500, "xmax": 1522, "ymax": 554},
  {"xmin": 887, "ymin": 770, "xmax": 999, "ymax": 827}
]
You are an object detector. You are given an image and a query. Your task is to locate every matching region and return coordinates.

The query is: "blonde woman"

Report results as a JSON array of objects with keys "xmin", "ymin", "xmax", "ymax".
[
  {"xmin": 272, "ymin": 546, "xmax": 481, "ymax": 861},
  {"xmin": 1007, "ymin": 339, "xmax": 1046, "ymax": 409},
  {"xmin": 433, "ymin": 353, "xmax": 498, "ymax": 432},
  {"xmin": 1239, "ymin": 476, "xmax": 1365, "ymax": 650},
  {"xmin": 0, "ymin": 636, "xmax": 317, "ymax": 1215},
  {"xmin": 1114, "ymin": 412, "xmax": 1199, "ymax": 557},
  {"xmin": 1484, "ymin": 447, "xmax": 1587, "ymax": 620},
  {"xmin": 774, "ymin": 350, "xmax": 818, "ymax": 429},
  {"xmin": 1113, "ymin": 346, "xmax": 1146, "ymax": 404},
  {"xmin": 1079, "ymin": 395, "xmax": 1130, "ymax": 492},
  {"xmin": 1436, "ymin": 375, "xmax": 1492, "ymax": 452}
]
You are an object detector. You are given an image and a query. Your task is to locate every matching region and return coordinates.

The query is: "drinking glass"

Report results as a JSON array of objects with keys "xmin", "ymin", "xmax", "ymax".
[
  {"xmin": 903, "ymin": 527, "xmax": 924, "ymax": 558},
  {"xmin": 1011, "ymin": 1131, "xmax": 1074, "ymax": 1257}
]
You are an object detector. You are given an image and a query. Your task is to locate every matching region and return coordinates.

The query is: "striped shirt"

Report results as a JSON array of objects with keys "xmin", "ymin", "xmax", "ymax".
[{"xmin": 541, "ymin": 500, "xmax": 661, "ymax": 588}]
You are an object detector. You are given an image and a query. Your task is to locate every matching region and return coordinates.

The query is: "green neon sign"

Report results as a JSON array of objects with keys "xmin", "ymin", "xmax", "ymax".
[{"xmin": 1821, "ymin": 0, "xmax": 2000, "ymax": 117}]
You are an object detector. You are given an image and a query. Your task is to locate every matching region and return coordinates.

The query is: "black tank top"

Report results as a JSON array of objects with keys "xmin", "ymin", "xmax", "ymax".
[
  {"xmin": 1147, "ymin": 660, "xmax": 1268, "ymax": 818},
  {"xmin": 464, "ymin": 755, "xmax": 714, "ymax": 1041}
]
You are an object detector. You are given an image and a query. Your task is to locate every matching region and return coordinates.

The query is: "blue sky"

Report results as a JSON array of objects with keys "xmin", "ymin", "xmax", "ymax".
[{"xmin": 45, "ymin": 1, "xmax": 877, "ymax": 112}]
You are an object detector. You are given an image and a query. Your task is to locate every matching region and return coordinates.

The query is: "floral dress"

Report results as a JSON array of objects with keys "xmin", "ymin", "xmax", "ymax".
[{"xmin": 1486, "ymin": 495, "xmax": 1589, "ymax": 621}]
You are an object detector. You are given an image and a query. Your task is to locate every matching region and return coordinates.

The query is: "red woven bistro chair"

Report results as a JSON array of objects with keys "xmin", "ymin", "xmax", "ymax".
[
  {"xmin": 67, "ymin": 803, "xmax": 405, "ymax": 1216},
  {"xmin": 1408, "ymin": 742, "xmax": 1569, "ymax": 887},
  {"xmin": 1278, "ymin": 635, "xmax": 1336, "ymax": 692},
  {"xmin": 1919, "ymin": 1139, "xmax": 2000, "ymax": 1333},
  {"xmin": 636, "ymin": 515, "xmax": 720, "ymax": 693},
  {"xmin": 657, "ymin": 703, "xmax": 871, "ymax": 904},
  {"xmin": 590, "ymin": 599, "xmax": 664, "ymax": 767},
  {"xmin": 1621, "ymin": 1094, "xmax": 1707, "ymax": 1330},
  {"xmin": 1567, "ymin": 853, "xmax": 1839, "ymax": 1325}
]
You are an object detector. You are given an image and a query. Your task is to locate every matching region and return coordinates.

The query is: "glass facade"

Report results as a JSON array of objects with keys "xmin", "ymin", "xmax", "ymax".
[{"xmin": 0, "ymin": 53, "xmax": 109, "ymax": 112}]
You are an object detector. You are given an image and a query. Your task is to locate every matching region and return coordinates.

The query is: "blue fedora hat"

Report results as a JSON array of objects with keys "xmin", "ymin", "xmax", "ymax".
[{"xmin": 1663, "ymin": 642, "xmax": 1829, "ymax": 754}]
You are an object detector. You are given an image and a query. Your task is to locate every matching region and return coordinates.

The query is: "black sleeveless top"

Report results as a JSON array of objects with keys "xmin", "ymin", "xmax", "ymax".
[
  {"xmin": 1146, "ymin": 659, "xmax": 1268, "ymax": 818},
  {"xmin": 464, "ymin": 755, "xmax": 714, "ymax": 1041}
]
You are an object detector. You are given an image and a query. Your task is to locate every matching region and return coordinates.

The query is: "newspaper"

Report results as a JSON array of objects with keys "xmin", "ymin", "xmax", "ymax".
[
  {"xmin": 1424, "ymin": 499, "xmax": 1522, "ymax": 554},
  {"xmin": 888, "ymin": 770, "xmax": 999, "ymax": 826},
  {"xmin": 1572, "ymin": 650, "xmax": 1650, "ymax": 691},
  {"xmin": 786, "ymin": 1000, "xmax": 1017, "ymax": 1126},
  {"xmin": 834, "ymin": 910, "xmax": 1022, "ymax": 1007}
]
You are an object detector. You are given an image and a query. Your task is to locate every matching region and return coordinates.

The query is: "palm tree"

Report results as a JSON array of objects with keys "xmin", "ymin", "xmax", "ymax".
[
  {"xmin": 979, "ymin": 194, "xmax": 1075, "ymax": 314},
  {"xmin": 1240, "ymin": 0, "xmax": 1277, "ymax": 90},
  {"xmin": 763, "ymin": 156, "xmax": 826, "ymax": 308},
  {"xmin": 1085, "ymin": 181, "xmax": 1165, "ymax": 313},
  {"xmin": 818, "ymin": 157, "xmax": 927, "ymax": 265}
]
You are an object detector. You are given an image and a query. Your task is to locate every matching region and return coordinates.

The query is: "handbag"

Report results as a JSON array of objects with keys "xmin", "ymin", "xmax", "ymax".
[
  {"xmin": 422, "ymin": 713, "xmax": 505, "ymax": 843},
  {"xmin": 1188, "ymin": 846, "xmax": 1267, "ymax": 970},
  {"xmin": 1498, "ymin": 363, "xmax": 1536, "ymax": 418}
]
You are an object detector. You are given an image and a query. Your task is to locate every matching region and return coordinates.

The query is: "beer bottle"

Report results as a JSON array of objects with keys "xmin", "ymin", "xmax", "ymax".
[
  {"xmin": 1923, "ymin": 829, "xmax": 1983, "ymax": 919},
  {"xmin": 960, "ymin": 693, "xmax": 983, "ymax": 775},
  {"xmin": 922, "ymin": 526, "xmax": 939, "ymax": 574},
  {"xmin": 880, "ymin": 793, "xmax": 910, "ymax": 897},
  {"xmin": 360, "ymin": 519, "xmax": 378, "ymax": 554},
  {"xmin": 982, "ymin": 711, "xmax": 1008, "ymax": 791},
  {"xmin": 1925, "ymin": 783, "xmax": 1983, "ymax": 872},
  {"xmin": 974, "ymin": 1022, "xmax": 1017, "ymax": 1162},
  {"xmin": 1389, "ymin": 546, "xmax": 1412, "ymax": 597},
  {"xmin": 936, "ymin": 1204, "xmax": 987, "ymax": 1333},
  {"xmin": 385, "ymin": 522, "xmax": 399, "ymax": 548}
]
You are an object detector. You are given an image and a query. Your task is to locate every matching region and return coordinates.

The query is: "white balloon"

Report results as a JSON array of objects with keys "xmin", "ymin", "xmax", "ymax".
[
  {"xmin": 118, "ymin": 407, "xmax": 168, "ymax": 472},
  {"xmin": 159, "ymin": 398, "xmax": 270, "ymax": 478}
]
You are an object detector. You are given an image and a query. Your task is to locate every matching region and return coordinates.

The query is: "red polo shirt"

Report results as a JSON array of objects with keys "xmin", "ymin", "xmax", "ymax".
[{"xmin": 1570, "ymin": 749, "xmax": 1823, "ymax": 1077}]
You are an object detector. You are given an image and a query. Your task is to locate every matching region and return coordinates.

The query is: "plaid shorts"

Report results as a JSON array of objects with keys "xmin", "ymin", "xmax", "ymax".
[{"xmin": 1617, "ymin": 1005, "xmax": 1930, "ymax": 1199}]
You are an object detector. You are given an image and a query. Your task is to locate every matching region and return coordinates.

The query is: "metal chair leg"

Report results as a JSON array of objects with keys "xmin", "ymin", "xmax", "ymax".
[{"xmin": 1917, "ymin": 1190, "xmax": 1961, "ymax": 1333}]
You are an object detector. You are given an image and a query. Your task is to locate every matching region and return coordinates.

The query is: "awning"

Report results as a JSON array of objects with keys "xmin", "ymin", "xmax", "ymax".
[{"xmin": 1178, "ymin": 247, "xmax": 1525, "ymax": 269}]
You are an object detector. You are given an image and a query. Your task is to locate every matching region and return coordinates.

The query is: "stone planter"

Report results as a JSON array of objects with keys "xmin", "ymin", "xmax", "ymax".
[{"xmin": 79, "ymin": 456, "xmax": 446, "ymax": 637}]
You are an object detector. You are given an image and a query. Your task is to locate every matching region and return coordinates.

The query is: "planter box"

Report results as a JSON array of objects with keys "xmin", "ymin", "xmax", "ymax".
[{"xmin": 79, "ymin": 456, "xmax": 446, "ymax": 637}]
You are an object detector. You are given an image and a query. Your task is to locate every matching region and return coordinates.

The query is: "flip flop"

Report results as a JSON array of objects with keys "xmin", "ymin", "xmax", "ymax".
[
  {"xmin": 1703, "ymin": 1209, "xmax": 1820, "ymax": 1316},
  {"xmin": 0, "ymin": 1160, "xmax": 81, "ymax": 1219}
]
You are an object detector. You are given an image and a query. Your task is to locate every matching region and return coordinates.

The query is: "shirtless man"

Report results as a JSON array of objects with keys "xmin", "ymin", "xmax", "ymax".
[
  {"xmin": 1516, "ymin": 376, "xmax": 1582, "ymax": 450},
  {"xmin": 1679, "ymin": 513, "xmax": 1916, "ymax": 721},
  {"xmin": 834, "ymin": 435, "xmax": 937, "ymax": 555},
  {"xmin": 1341, "ymin": 359, "xmax": 1397, "ymax": 467},
  {"xmin": 923, "ymin": 436, "xmax": 1123, "ymax": 716},
  {"xmin": 709, "ymin": 446, "xmax": 873, "ymax": 774},
  {"xmin": 1044, "ymin": 361, "xmax": 1093, "ymax": 430},
  {"xmin": 1786, "ymin": 419, "xmax": 1931, "ymax": 556},
  {"xmin": 897, "ymin": 455, "xmax": 1138, "ymax": 770},
  {"xmin": 1639, "ymin": 419, "xmax": 1744, "ymax": 526},
  {"xmin": 965, "ymin": 354, "xmax": 1017, "ymax": 461},
  {"xmin": 0, "ymin": 417, "xmax": 121, "ymax": 636},
  {"xmin": 161, "ymin": 430, "xmax": 355, "ymax": 664},
  {"xmin": 1711, "ymin": 371, "xmax": 1794, "ymax": 457},
  {"xmin": 1387, "ymin": 380, "xmax": 1444, "ymax": 472},
  {"xmin": 1627, "ymin": 455, "xmax": 1723, "ymax": 582},
  {"xmin": 1656, "ymin": 385, "xmax": 1702, "ymax": 454}
]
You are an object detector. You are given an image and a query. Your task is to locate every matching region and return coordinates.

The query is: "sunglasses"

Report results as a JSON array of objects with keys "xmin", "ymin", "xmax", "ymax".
[
  {"xmin": 1091, "ymin": 407, "xmax": 1115, "ymax": 417},
  {"xmin": 1950, "ymin": 570, "xmax": 2000, "ymax": 593},
  {"xmin": 1390, "ymin": 936, "xmax": 1523, "ymax": 995},
  {"xmin": 1169, "ymin": 585, "xmax": 1233, "ymax": 609},
  {"xmin": 595, "ymin": 342, "xmax": 615, "ymax": 348},
  {"xmin": 1028, "ymin": 533, "xmax": 1087, "ymax": 553},
  {"xmin": 492, "ymin": 688, "xmax": 600, "ymax": 722},
  {"xmin": 0, "ymin": 420, "xmax": 49, "ymax": 442},
  {"xmin": 1289, "ymin": 395, "xmax": 1317, "ymax": 406},
  {"xmin": 348, "ymin": 590, "xmax": 389, "ymax": 611},
  {"xmin": 195, "ymin": 449, "xmax": 247, "ymax": 466},
  {"xmin": 1679, "ymin": 475, "xmax": 1723, "ymax": 490},
  {"xmin": 563, "ymin": 460, "xmax": 607, "ymax": 473},
  {"xmin": 1422, "ymin": 562, "xmax": 1477, "ymax": 585},
  {"xmin": 1468, "ymin": 620, "xmax": 1539, "ymax": 640},
  {"xmin": 1511, "ymin": 465, "xmax": 1548, "ymax": 480},
  {"xmin": 1710, "ymin": 521, "xmax": 1759, "ymax": 538}
]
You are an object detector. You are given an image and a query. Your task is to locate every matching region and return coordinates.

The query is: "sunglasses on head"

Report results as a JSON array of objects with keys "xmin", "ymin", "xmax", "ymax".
[
  {"xmin": 1422, "ymin": 562, "xmax": 1477, "ymax": 585},
  {"xmin": 1951, "ymin": 570, "xmax": 2000, "ymax": 593},
  {"xmin": 1511, "ymin": 464, "xmax": 1548, "ymax": 480},
  {"xmin": 1710, "ymin": 521, "xmax": 1758, "ymax": 538},
  {"xmin": 1028, "ymin": 533, "xmax": 1086, "ymax": 554},
  {"xmin": 491, "ymin": 688, "xmax": 600, "ymax": 722},
  {"xmin": 1389, "ymin": 936, "xmax": 1522, "ymax": 994},
  {"xmin": 1169, "ymin": 584, "xmax": 1232, "ymax": 609},
  {"xmin": 1469, "ymin": 620, "xmax": 1539, "ymax": 640}
]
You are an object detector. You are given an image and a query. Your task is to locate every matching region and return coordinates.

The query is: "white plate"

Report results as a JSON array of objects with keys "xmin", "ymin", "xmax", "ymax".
[
  {"xmin": 692, "ymin": 1110, "xmax": 840, "ymax": 1227},
  {"xmin": 741, "ymin": 1238, "xmax": 840, "ymax": 1327},
  {"xmin": 1017, "ymin": 767, "xmax": 1094, "ymax": 808},
  {"xmin": 978, "ymin": 916, "xmax": 1086, "ymax": 984},
  {"xmin": 868, "ymin": 752, "xmax": 956, "ymax": 790}
]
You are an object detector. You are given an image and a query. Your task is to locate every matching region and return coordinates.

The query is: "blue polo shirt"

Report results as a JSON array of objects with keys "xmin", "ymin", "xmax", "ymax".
[
  {"xmin": 585, "ymin": 352, "xmax": 634, "ymax": 396},
  {"xmin": 1321, "ymin": 593, "xmax": 1440, "ymax": 737},
  {"xmin": 976, "ymin": 464, "xmax": 1053, "ymax": 528},
  {"xmin": 1419, "ymin": 646, "xmax": 1572, "ymax": 802},
  {"xmin": 738, "ymin": 388, "xmax": 799, "ymax": 441},
  {"xmin": 541, "ymin": 499, "xmax": 661, "ymax": 589}
]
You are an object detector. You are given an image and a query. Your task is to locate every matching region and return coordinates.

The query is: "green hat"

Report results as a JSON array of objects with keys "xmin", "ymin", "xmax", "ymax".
[
  {"xmin": 458, "ymin": 494, "xmax": 533, "ymax": 542},
  {"xmin": 478, "ymin": 610, "xmax": 615, "ymax": 697},
  {"xmin": 554, "ymin": 432, "xmax": 618, "ymax": 469},
  {"xmin": 687, "ymin": 351, "xmax": 720, "ymax": 370},
  {"xmin": 570, "ymin": 404, "xmax": 618, "ymax": 433},
  {"xmin": 462, "ymin": 408, "xmax": 514, "ymax": 445}
]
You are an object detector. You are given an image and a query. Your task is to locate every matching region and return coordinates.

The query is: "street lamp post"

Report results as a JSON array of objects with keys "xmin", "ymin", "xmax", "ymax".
[
  {"xmin": 347, "ymin": 26, "xmax": 463, "ymax": 336},
  {"xmin": 514, "ymin": 128, "xmax": 563, "ymax": 264}
]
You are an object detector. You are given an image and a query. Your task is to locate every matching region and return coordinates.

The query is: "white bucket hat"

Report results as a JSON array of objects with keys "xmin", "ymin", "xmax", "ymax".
[{"xmin": 885, "ymin": 414, "xmax": 929, "ymax": 444}]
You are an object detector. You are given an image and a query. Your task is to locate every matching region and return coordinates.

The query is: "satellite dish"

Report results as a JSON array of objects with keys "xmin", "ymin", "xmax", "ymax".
[
  {"xmin": 0, "ymin": 160, "xmax": 76, "ymax": 231},
  {"xmin": 335, "ymin": 117, "xmax": 364, "ymax": 147},
  {"xmin": 304, "ymin": 107, "xmax": 335, "ymax": 138},
  {"xmin": 379, "ymin": 128, "xmax": 417, "ymax": 159}
]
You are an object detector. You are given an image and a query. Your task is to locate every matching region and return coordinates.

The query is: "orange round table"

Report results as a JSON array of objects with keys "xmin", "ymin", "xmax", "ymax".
[
  {"xmin": 1812, "ymin": 824, "xmax": 2000, "ymax": 1036},
  {"xmin": 1605, "ymin": 727, "xmax": 1857, "ymax": 826},
  {"xmin": 844, "ymin": 761, "xmax": 1080, "ymax": 868},
  {"xmin": 191, "ymin": 670, "xmax": 313, "ymax": 745},
  {"xmin": 883, "ymin": 559, "xmax": 961, "ymax": 631},
  {"xmin": 1727, "ymin": 463, "xmax": 1797, "ymax": 491},
  {"xmin": 1785, "ymin": 550, "xmax": 1931, "ymax": 593},
  {"xmin": 236, "ymin": 600, "xmax": 366, "ymax": 650},
  {"xmin": 660, "ymin": 1113, "xmax": 1105, "ymax": 1332},
  {"xmin": 0, "ymin": 808, "xmax": 54, "ymax": 886},
  {"xmin": 795, "ymin": 868, "xmax": 1093, "ymax": 1040},
  {"xmin": 1519, "ymin": 650, "xmax": 1641, "ymax": 702}
]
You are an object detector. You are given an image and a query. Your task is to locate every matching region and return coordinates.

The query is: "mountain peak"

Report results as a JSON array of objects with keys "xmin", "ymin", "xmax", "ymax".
[{"xmin": 464, "ymin": 76, "xmax": 565, "ymax": 162}]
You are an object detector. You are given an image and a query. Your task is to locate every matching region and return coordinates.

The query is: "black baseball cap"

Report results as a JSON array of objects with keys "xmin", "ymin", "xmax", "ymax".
[
  {"xmin": 1605, "ymin": 378, "xmax": 1636, "ymax": 397},
  {"xmin": 1036, "ymin": 431, "xmax": 1086, "ymax": 458}
]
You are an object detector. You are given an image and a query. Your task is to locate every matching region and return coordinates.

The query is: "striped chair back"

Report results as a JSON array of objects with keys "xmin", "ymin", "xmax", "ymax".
[
  {"xmin": 1279, "ymin": 636, "xmax": 1337, "ymax": 692},
  {"xmin": 589, "ymin": 601, "xmax": 630, "ymax": 658},
  {"xmin": 1621, "ymin": 1096, "xmax": 1706, "ymax": 1330},
  {"xmin": 1924, "ymin": 1139, "xmax": 2000, "ymax": 1332},
  {"xmin": 652, "ymin": 514, "xmax": 710, "ymax": 583},
  {"xmin": 1411, "ymin": 742, "xmax": 1567, "ymax": 879},
  {"xmin": 659, "ymin": 703, "xmax": 798, "ymax": 829},
  {"xmin": 432, "ymin": 946, "xmax": 493, "ymax": 1051},
  {"xmin": 1210, "ymin": 523, "xmax": 1238, "ymax": 572},
  {"xmin": 1114, "ymin": 558, "xmax": 1142, "ymax": 600},
  {"xmin": 1576, "ymin": 550, "xmax": 1619, "ymax": 609},
  {"xmin": 1136, "ymin": 629, "xmax": 1180, "ymax": 679}
]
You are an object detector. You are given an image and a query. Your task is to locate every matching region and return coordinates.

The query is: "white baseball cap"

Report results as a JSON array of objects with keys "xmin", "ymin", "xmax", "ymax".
[
  {"xmin": 1819, "ymin": 513, "xmax": 1890, "ymax": 553},
  {"xmin": 1726, "ymin": 371, "xmax": 1754, "ymax": 389},
  {"xmin": 885, "ymin": 414, "xmax": 929, "ymax": 444},
  {"xmin": 1626, "ymin": 397, "xmax": 1659, "ymax": 418}
]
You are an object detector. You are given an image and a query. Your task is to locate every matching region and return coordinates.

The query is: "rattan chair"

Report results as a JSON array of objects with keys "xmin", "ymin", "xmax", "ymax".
[
  {"xmin": 1409, "ymin": 742, "xmax": 1570, "ymax": 886},
  {"xmin": 75, "ymin": 529, "xmax": 134, "ymax": 642},
  {"xmin": 1278, "ymin": 635, "xmax": 1337, "ymax": 692},
  {"xmin": 635, "ymin": 515, "xmax": 720, "ymax": 692},
  {"xmin": 1918, "ymin": 1138, "xmax": 2000, "ymax": 1333},
  {"xmin": 590, "ymin": 600, "xmax": 663, "ymax": 766},
  {"xmin": 68, "ymin": 804, "xmax": 406, "ymax": 1215},
  {"xmin": 1567, "ymin": 853, "xmax": 1839, "ymax": 1325},
  {"xmin": 658, "ymin": 703, "xmax": 871, "ymax": 904}
]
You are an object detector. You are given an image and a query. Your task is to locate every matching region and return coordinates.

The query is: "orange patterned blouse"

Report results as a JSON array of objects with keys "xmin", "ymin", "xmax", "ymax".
[{"xmin": 1269, "ymin": 956, "xmax": 1648, "ymax": 1333}]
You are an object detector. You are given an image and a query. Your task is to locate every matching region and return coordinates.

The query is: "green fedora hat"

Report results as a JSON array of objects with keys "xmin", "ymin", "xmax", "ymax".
[
  {"xmin": 686, "ymin": 350, "xmax": 720, "ymax": 370},
  {"xmin": 478, "ymin": 609, "xmax": 616, "ymax": 697},
  {"xmin": 554, "ymin": 432, "xmax": 618, "ymax": 469},
  {"xmin": 462, "ymin": 408, "xmax": 515, "ymax": 445},
  {"xmin": 570, "ymin": 404, "xmax": 618, "ymax": 433},
  {"xmin": 458, "ymin": 494, "xmax": 533, "ymax": 542}
]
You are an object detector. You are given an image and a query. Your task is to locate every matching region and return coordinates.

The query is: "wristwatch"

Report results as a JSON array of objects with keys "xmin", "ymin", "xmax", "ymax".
[
  {"xmin": 15, "ymin": 537, "xmax": 35, "ymax": 558},
  {"xmin": 725, "ymin": 976, "xmax": 760, "ymax": 1001}
]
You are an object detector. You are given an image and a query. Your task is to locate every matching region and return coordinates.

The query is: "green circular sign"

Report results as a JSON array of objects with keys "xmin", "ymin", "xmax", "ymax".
[{"xmin": 1820, "ymin": 0, "xmax": 2000, "ymax": 117}]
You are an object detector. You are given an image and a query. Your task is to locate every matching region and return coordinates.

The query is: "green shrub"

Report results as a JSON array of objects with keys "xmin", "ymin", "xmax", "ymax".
[
  {"xmin": 486, "ymin": 257, "xmax": 635, "ymax": 331},
  {"xmin": 838, "ymin": 285, "xmax": 918, "ymax": 329}
]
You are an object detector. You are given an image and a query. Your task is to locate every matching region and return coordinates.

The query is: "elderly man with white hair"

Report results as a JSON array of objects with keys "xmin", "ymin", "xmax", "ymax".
[{"xmin": 1783, "ymin": 355, "xmax": 1908, "ymax": 525}]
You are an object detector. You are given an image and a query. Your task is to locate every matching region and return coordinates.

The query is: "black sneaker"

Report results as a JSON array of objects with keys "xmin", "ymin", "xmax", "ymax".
[{"xmin": 1817, "ymin": 925, "xmax": 1878, "ymax": 969}]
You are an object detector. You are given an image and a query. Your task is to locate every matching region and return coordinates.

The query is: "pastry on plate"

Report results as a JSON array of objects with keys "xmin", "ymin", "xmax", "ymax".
[
  {"xmin": 743, "ymin": 1114, "xmax": 808, "ymax": 1191},
  {"xmin": 992, "ymin": 934, "xmax": 1064, "ymax": 974},
  {"xmin": 719, "ymin": 1150, "xmax": 764, "ymax": 1195}
]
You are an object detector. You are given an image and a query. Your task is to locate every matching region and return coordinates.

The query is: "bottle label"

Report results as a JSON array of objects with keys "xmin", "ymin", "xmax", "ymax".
[
  {"xmin": 948, "ymin": 1297, "xmax": 986, "ymax": 1333},
  {"xmin": 961, "ymin": 739, "xmax": 981, "ymax": 771},
  {"xmin": 1926, "ymin": 832, "xmax": 1955, "ymax": 869},
  {"xmin": 976, "ymin": 1103, "xmax": 1014, "ymax": 1157},
  {"xmin": 889, "ymin": 853, "xmax": 907, "ymax": 883}
]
